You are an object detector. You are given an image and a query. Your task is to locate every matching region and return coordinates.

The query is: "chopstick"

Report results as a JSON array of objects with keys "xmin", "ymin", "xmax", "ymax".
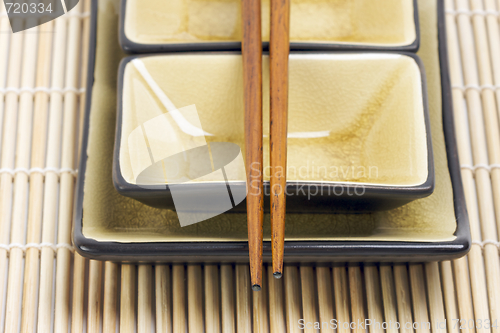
[
  {"xmin": 270, "ymin": 0, "xmax": 290, "ymax": 278},
  {"xmin": 241, "ymin": 0, "xmax": 264, "ymax": 291}
]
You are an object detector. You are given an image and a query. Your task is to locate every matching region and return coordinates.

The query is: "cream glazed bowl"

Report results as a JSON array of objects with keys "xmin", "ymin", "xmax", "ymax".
[
  {"xmin": 112, "ymin": 51, "xmax": 434, "ymax": 214},
  {"xmin": 119, "ymin": 0, "xmax": 420, "ymax": 53}
]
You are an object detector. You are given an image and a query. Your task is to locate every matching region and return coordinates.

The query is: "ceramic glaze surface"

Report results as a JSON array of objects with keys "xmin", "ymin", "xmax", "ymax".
[
  {"xmin": 124, "ymin": 0, "xmax": 416, "ymax": 47},
  {"xmin": 120, "ymin": 53, "xmax": 428, "ymax": 187}
]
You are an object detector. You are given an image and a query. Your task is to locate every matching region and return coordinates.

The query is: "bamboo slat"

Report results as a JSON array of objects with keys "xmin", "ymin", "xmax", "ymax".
[
  {"xmin": 205, "ymin": 264, "xmax": 220, "ymax": 333},
  {"xmin": 349, "ymin": 267, "xmax": 366, "ymax": 333},
  {"xmin": 120, "ymin": 264, "xmax": 137, "ymax": 333},
  {"xmin": 72, "ymin": 1, "xmax": 92, "ymax": 330},
  {"xmin": 284, "ymin": 266, "xmax": 302, "ymax": 333},
  {"xmin": 87, "ymin": 260, "xmax": 103, "ymax": 332},
  {"xmin": 380, "ymin": 266, "xmax": 399, "ymax": 333},
  {"xmin": 156, "ymin": 264, "xmax": 173, "ymax": 333},
  {"xmin": 482, "ymin": 0, "xmax": 500, "ymax": 120},
  {"xmin": 220, "ymin": 264, "xmax": 235, "ymax": 333},
  {"xmin": 268, "ymin": 265, "xmax": 286, "ymax": 333},
  {"xmin": 187, "ymin": 265, "xmax": 203, "ymax": 332},
  {"xmin": 37, "ymin": 12, "xmax": 68, "ymax": 332},
  {"xmin": 138, "ymin": 265, "xmax": 153, "ymax": 332},
  {"xmin": 0, "ymin": 14, "xmax": 23, "ymax": 333},
  {"xmin": 4, "ymin": 22, "xmax": 36, "ymax": 333},
  {"xmin": 425, "ymin": 262, "xmax": 446, "ymax": 333},
  {"xmin": 0, "ymin": 1, "xmax": 499, "ymax": 332},
  {"xmin": 452, "ymin": 258, "xmax": 475, "ymax": 333},
  {"xmin": 236, "ymin": 264, "xmax": 253, "ymax": 332},
  {"xmin": 21, "ymin": 19, "xmax": 52, "ymax": 333},
  {"xmin": 55, "ymin": 2, "xmax": 83, "ymax": 331},
  {"xmin": 172, "ymin": 264, "xmax": 186, "ymax": 333},
  {"xmin": 103, "ymin": 262, "xmax": 119, "ymax": 332},
  {"xmin": 0, "ymin": 17, "xmax": 11, "ymax": 328},
  {"xmin": 333, "ymin": 267, "xmax": 351, "ymax": 333},
  {"xmin": 364, "ymin": 266, "xmax": 384, "ymax": 333},
  {"xmin": 439, "ymin": 261, "xmax": 459, "ymax": 333},
  {"xmin": 393, "ymin": 265, "xmax": 414, "ymax": 333},
  {"xmin": 300, "ymin": 266, "xmax": 318, "ymax": 333},
  {"xmin": 253, "ymin": 265, "xmax": 269, "ymax": 333},
  {"xmin": 409, "ymin": 265, "xmax": 430, "ymax": 333},
  {"xmin": 316, "ymin": 267, "xmax": 334, "ymax": 333}
]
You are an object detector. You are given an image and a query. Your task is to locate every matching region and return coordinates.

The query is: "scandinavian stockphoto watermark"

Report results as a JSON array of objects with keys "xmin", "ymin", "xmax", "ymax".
[
  {"xmin": 298, "ymin": 318, "xmax": 500, "ymax": 331},
  {"xmin": 248, "ymin": 162, "xmax": 377, "ymax": 199},
  {"xmin": 4, "ymin": 0, "xmax": 79, "ymax": 33}
]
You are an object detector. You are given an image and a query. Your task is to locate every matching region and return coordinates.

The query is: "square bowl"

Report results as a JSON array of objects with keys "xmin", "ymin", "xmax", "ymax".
[
  {"xmin": 113, "ymin": 52, "xmax": 434, "ymax": 214},
  {"xmin": 119, "ymin": 0, "xmax": 420, "ymax": 53}
]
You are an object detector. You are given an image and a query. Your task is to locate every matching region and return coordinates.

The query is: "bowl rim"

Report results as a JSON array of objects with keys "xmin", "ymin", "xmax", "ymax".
[
  {"xmin": 73, "ymin": 0, "xmax": 470, "ymax": 263},
  {"xmin": 118, "ymin": 0, "xmax": 421, "ymax": 54}
]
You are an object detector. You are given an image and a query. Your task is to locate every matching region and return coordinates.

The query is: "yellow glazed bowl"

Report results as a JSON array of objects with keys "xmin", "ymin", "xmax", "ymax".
[
  {"xmin": 120, "ymin": 0, "xmax": 419, "ymax": 53},
  {"xmin": 113, "ymin": 52, "xmax": 434, "ymax": 213}
]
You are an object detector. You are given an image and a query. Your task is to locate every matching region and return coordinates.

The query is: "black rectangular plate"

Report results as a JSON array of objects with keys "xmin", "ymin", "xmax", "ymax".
[{"xmin": 73, "ymin": 0, "xmax": 470, "ymax": 263}]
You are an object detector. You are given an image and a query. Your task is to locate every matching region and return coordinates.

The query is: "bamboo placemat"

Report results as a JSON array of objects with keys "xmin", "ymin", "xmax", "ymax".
[{"xmin": 1, "ymin": 0, "xmax": 500, "ymax": 332}]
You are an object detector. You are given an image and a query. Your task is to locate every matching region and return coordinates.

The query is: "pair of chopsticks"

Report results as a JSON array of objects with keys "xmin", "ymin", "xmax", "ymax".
[{"xmin": 242, "ymin": 0, "xmax": 290, "ymax": 290}]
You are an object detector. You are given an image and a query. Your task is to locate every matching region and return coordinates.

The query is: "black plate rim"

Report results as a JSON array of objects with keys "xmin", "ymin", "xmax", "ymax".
[{"xmin": 73, "ymin": 0, "xmax": 470, "ymax": 263}]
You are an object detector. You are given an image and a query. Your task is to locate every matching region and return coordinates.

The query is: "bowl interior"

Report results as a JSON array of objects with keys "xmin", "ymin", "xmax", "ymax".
[
  {"xmin": 120, "ymin": 53, "xmax": 428, "ymax": 188},
  {"xmin": 124, "ymin": 0, "xmax": 416, "ymax": 47}
]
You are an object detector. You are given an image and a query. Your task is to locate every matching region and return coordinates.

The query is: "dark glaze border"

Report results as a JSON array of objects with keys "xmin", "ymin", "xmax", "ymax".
[
  {"xmin": 73, "ymin": 0, "xmax": 470, "ymax": 263},
  {"xmin": 112, "ymin": 52, "xmax": 434, "ymax": 213},
  {"xmin": 118, "ymin": 0, "xmax": 420, "ymax": 54}
]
